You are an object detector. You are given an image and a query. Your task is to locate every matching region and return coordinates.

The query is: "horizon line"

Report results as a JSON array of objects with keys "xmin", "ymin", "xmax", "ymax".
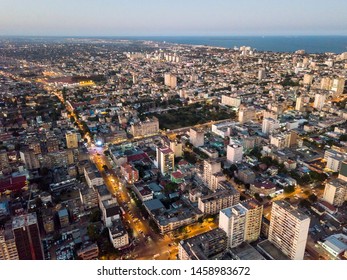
[{"xmin": 1, "ymin": 34, "xmax": 347, "ymax": 38}]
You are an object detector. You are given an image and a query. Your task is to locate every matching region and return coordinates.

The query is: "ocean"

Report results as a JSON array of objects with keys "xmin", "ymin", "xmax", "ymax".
[{"xmin": 110, "ymin": 36, "xmax": 347, "ymax": 54}]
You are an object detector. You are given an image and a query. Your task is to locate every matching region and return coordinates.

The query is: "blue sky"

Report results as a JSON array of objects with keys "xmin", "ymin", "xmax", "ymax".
[{"xmin": 1, "ymin": 0, "xmax": 347, "ymax": 36}]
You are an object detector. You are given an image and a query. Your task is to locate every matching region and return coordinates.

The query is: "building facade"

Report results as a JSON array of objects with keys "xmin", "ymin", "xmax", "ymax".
[
  {"xmin": 12, "ymin": 213, "xmax": 44, "ymax": 260},
  {"xmin": 268, "ymin": 201, "xmax": 310, "ymax": 260}
]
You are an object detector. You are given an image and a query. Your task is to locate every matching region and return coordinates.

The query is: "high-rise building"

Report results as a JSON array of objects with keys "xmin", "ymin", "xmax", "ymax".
[
  {"xmin": 338, "ymin": 161, "xmax": 347, "ymax": 182},
  {"xmin": 227, "ymin": 144, "xmax": 243, "ymax": 163},
  {"xmin": 262, "ymin": 118, "xmax": 279, "ymax": 135},
  {"xmin": 221, "ymin": 95, "xmax": 241, "ymax": 108},
  {"xmin": 164, "ymin": 73, "xmax": 177, "ymax": 89},
  {"xmin": 258, "ymin": 69, "xmax": 266, "ymax": 81},
  {"xmin": 46, "ymin": 137, "xmax": 60, "ymax": 153},
  {"xmin": 323, "ymin": 178, "xmax": 347, "ymax": 207},
  {"xmin": 320, "ymin": 77, "xmax": 332, "ymax": 90},
  {"xmin": 238, "ymin": 106, "xmax": 256, "ymax": 124},
  {"xmin": 219, "ymin": 199, "xmax": 263, "ymax": 248},
  {"xmin": 210, "ymin": 172, "xmax": 226, "ymax": 192},
  {"xmin": 190, "ymin": 128, "xmax": 204, "ymax": 147},
  {"xmin": 156, "ymin": 146, "xmax": 174, "ymax": 175},
  {"xmin": 219, "ymin": 204, "xmax": 247, "ymax": 248},
  {"xmin": 65, "ymin": 131, "xmax": 79, "ymax": 149},
  {"xmin": 12, "ymin": 213, "xmax": 44, "ymax": 260},
  {"xmin": 169, "ymin": 140, "xmax": 183, "ymax": 157},
  {"xmin": 303, "ymin": 74, "xmax": 313, "ymax": 85},
  {"xmin": 0, "ymin": 150, "xmax": 10, "ymax": 171},
  {"xmin": 295, "ymin": 95, "xmax": 307, "ymax": 111},
  {"xmin": 0, "ymin": 226, "xmax": 19, "ymax": 260},
  {"xmin": 331, "ymin": 77, "xmax": 346, "ymax": 96},
  {"xmin": 313, "ymin": 93, "xmax": 326, "ymax": 110},
  {"xmin": 203, "ymin": 159, "xmax": 222, "ymax": 188},
  {"xmin": 20, "ymin": 148, "xmax": 40, "ymax": 170},
  {"xmin": 285, "ymin": 131, "xmax": 298, "ymax": 147},
  {"xmin": 28, "ymin": 140, "xmax": 42, "ymax": 155},
  {"xmin": 241, "ymin": 199, "xmax": 263, "ymax": 242},
  {"xmin": 120, "ymin": 162, "xmax": 139, "ymax": 184},
  {"xmin": 268, "ymin": 201, "xmax": 310, "ymax": 260}
]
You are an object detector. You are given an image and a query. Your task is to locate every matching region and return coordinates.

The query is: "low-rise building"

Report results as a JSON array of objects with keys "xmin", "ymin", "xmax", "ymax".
[
  {"xmin": 77, "ymin": 242, "xmax": 99, "ymax": 260},
  {"xmin": 178, "ymin": 228, "xmax": 228, "ymax": 260},
  {"xmin": 109, "ymin": 220, "xmax": 129, "ymax": 249}
]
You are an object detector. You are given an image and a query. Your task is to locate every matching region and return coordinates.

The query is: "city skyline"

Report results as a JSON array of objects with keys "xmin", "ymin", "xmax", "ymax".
[{"xmin": 1, "ymin": 0, "xmax": 347, "ymax": 36}]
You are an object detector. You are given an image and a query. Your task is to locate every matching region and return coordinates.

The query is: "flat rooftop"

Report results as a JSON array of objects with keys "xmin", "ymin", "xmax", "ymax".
[{"xmin": 257, "ymin": 240, "xmax": 289, "ymax": 260}]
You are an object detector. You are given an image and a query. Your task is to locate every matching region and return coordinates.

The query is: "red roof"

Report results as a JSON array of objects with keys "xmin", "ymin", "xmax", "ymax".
[
  {"xmin": 178, "ymin": 160, "xmax": 189, "ymax": 166},
  {"xmin": 171, "ymin": 171, "xmax": 184, "ymax": 179},
  {"xmin": 0, "ymin": 176, "xmax": 27, "ymax": 192},
  {"xmin": 127, "ymin": 152, "xmax": 148, "ymax": 162},
  {"xmin": 319, "ymin": 200, "xmax": 337, "ymax": 212}
]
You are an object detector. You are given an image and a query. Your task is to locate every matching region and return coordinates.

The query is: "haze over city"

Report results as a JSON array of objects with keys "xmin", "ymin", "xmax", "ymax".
[{"xmin": 1, "ymin": 0, "xmax": 347, "ymax": 36}]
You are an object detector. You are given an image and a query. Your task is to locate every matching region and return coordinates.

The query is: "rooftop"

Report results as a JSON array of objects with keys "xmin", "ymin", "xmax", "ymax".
[{"xmin": 12, "ymin": 213, "xmax": 38, "ymax": 229}]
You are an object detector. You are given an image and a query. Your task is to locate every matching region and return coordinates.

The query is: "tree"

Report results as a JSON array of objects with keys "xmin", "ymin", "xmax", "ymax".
[
  {"xmin": 284, "ymin": 185, "xmax": 295, "ymax": 194},
  {"xmin": 87, "ymin": 224, "xmax": 100, "ymax": 242},
  {"xmin": 308, "ymin": 194, "xmax": 318, "ymax": 203},
  {"xmin": 299, "ymin": 199, "xmax": 311, "ymax": 209},
  {"xmin": 35, "ymin": 197, "xmax": 43, "ymax": 208},
  {"xmin": 339, "ymin": 134, "xmax": 347, "ymax": 142},
  {"xmin": 249, "ymin": 146, "xmax": 262, "ymax": 159},
  {"xmin": 254, "ymin": 193, "xmax": 263, "ymax": 202},
  {"xmin": 89, "ymin": 209, "xmax": 101, "ymax": 223},
  {"xmin": 164, "ymin": 182, "xmax": 179, "ymax": 194},
  {"xmin": 102, "ymin": 165, "xmax": 108, "ymax": 171}
]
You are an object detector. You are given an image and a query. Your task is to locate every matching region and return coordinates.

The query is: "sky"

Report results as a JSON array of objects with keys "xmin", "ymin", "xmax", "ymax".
[{"xmin": 1, "ymin": 0, "xmax": 347, "ymax": 36}]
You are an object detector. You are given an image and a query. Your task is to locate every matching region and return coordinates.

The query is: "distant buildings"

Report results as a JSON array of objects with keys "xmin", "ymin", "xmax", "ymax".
[
  {"xmin": 268, "ymin": 201, "xmax": 310, "ymax": 260},
  {"xmin": 313, "ymin": 92, "xmax": 326, "ymax": 110},
  {"xmin": 164, "ymin": 73, "xmax": 177, "ymax": 89},
  {"xmin": 258, "ymin": 69, "xmax": 266, "ymax": 81}
]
